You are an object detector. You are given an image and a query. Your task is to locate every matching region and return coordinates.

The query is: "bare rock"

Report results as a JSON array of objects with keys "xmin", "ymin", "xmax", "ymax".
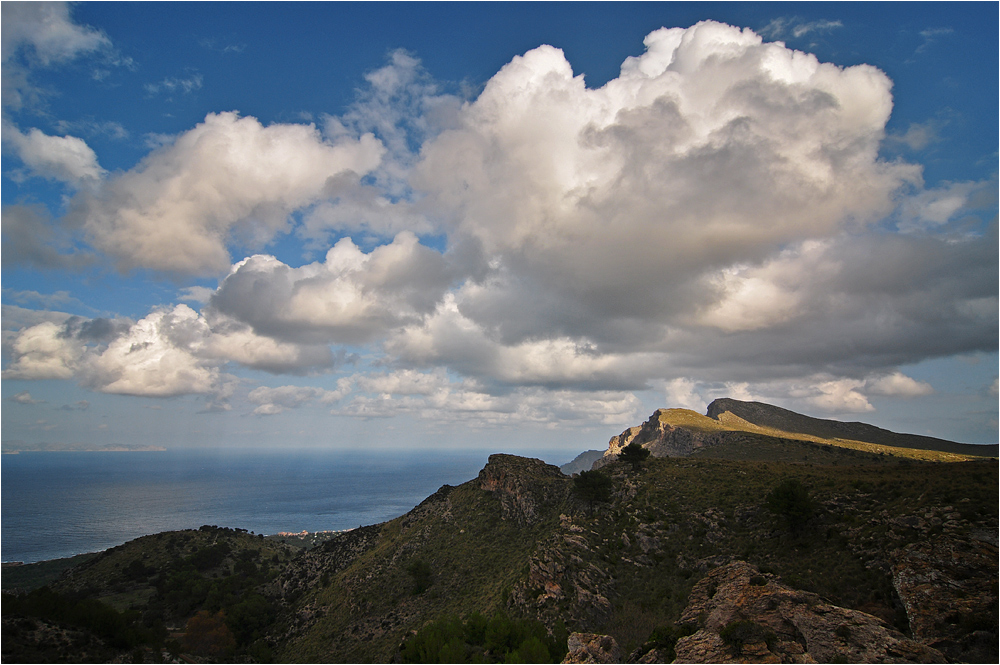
[
  {"xmin": 673, "ymin": 561, "xmax": 944, "ymax": 663},
  {"xmin": 478, "ymin": 454, "xmax": 568, "ymax": 525},
  {"xmin": 594, "ymin": 410, "xmax": 729, "ymax": 468},
  {"xmin": 562, "ymin": 633, "xmax": 622, "ymax": 663},
  {"xmin": 891, "ymin": 535, "xmax": 998, "ymax": 662}
]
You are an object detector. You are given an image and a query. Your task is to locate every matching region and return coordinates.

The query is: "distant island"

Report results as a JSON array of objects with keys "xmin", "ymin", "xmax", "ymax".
[{"xmin": 1, "ymin": 442, "xmax": 166, "ymax": 454}]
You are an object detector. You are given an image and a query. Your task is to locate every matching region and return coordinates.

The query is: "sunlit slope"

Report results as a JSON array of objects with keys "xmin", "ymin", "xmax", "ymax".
[{"xmin": 654, "ymin": 406, "xmax": 995, "ymax": 463}]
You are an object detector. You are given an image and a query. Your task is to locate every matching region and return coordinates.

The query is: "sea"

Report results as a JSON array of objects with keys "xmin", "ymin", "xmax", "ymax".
[{"xmin": 1, "ymin": 447, "xmax": 571, "ymax": 564}]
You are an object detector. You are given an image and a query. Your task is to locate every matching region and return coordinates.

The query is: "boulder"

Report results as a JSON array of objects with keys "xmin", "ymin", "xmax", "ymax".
[{"xmin": 562, "ymin": 633, "xmax": 622, "ymax": 664}]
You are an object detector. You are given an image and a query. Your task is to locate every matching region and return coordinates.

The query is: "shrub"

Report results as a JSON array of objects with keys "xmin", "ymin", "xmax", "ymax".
[
  {"xmin": 400, "ymin": 613, "xmax": 565, "ymax": 663},
  {"xmin": 765, "ymin": 478, "xmax": 815, "ymax": 532},
  {"xmin": 406, "ymin": 560, "xmax": 433, "ymax": 595},
  {"xmin": 645, "ymin": 624, "xmax": 696, "ymax": 661},
  {"xmin": 719, "ymin": 620, "xmax": 776, "ymax": 655}
]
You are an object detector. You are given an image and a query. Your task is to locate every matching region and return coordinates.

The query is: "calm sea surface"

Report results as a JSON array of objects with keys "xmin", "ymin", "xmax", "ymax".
[{"xmin": 1, "ymin": 448, "xmax": 567, "ymax": 564}]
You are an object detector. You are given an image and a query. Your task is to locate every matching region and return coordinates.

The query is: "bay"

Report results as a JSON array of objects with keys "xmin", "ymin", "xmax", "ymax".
[{"xmin": 1, "ymin": 447, "xmax": 567, "ymax": 564}]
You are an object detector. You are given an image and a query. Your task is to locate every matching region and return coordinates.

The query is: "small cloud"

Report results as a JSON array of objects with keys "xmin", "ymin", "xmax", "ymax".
[
  {"xmin": 915, "ymin": 27, "xmax": 954, "ymax": 54},
  {"xmin": 9, "ymin": 391, "xmax": 44, "ymax": 404},
  {"xmin": 145, "ymin": 73, "xmax": 203, "ymax": 97},
  {"xmin": 663, "ymin": 378, "xmax": 707, "ymax": 412},
  {"xmin": 3, "ymin": 123, "xmax": 106, "ymax": 185},
  {"xmin": 886, "ymin": 121, "xmax": 940, "ymax": 152},
  {"xmin": 989, "ymin": 378, "xmax": 998, "ymax": 397},
  {"xmin": 53, "ymin": 118, "xmax": 130, "ymax": 141},
  {"xmin": 759, "ymin": 17, "xmax": 843, "ymax": 40},
  {"xmin": 248, "ymin": 382, "xmax": 351, "ymax": 416},
  {"xmin": 791, "ymin": 19, "xmax": 843, "ymax": 39},
  {"xmin": 3, "ymin": 288, "xmax": 81, "ymax": 309},
  {"xmin": 177, "ymin": 286, "xmax": 216, "ymax": 304},
  {"xmin": 142, "ymin": 132, "xmax": 177, "ymax": 150},
  {"xmin": 199, "ymin": 38, "xmax": 246, "ymax": 55},
  {"xmin": 865, "ymin": 372, "xmax": 934, "ymax": 398},
  {"xmin": 59, "ymin": 400, "xmax": 90, "ymax": 411}
]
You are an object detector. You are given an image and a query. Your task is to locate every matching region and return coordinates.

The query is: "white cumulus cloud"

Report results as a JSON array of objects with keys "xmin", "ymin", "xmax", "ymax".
[
  {"xmin": 210, "ymin": 231, "xmax": 452, "ymax": 345},
  {"xmin": 72, "ymin": 111, "xmax": 385, "ymax": 275},
  {"xmin": 865, "ymin": 372, "xmax": 934, "ymax": 397},
  {"xmin": 4, "ymin": 124, "xmax": 105, "ymax": 185}
]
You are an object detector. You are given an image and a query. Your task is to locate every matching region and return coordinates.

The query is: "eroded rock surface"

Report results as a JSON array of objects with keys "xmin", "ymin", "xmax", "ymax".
[
  {"xmin": 594, "ymin": 411, "xmax": 728, "ymax": 468},
  {"xmin": 673, "ymin": 561, "xmax": 944, "ymax": 664},
  {"xmin": 478, "ymin": 454, "xmax": 568, "ymax": 525},
  {"xmin": 892, "ymin": 535, "xmax": 998, "ymax": 663},
  {"xmin": 510, "ymin": 514, "xmax": 614, "ymax": 630},
  {"xmin": 561, "ymin": 632, "xmax": 622, "ymax": 664}
]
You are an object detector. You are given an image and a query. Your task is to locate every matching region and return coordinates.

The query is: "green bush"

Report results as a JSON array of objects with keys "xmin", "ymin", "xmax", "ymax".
[
  {"xmin": 719, "ymin": 620, "xmax": 775, "ymax": 655},
  {"xmin": 644, "ymin": 624, "xmax": 696, "ymax": 661},
  {"xmin": 400, "ymin": 613, "xmax": 566, "ymax": 663},
  {"xmin": 407, "ymin": 560, "xmax": 433, "ymax": 595},
  {"xmin": 765, "ymin": 478, "xmax": 815, "ymax": 532}
]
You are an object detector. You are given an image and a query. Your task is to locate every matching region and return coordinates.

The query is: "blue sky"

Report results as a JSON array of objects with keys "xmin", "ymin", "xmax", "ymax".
[{"xmin": 2, "ymin": 2, "xmax": 997, "ymax": 453}]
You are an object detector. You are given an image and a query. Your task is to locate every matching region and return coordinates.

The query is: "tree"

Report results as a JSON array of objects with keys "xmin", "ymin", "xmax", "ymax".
[
  {"xmin": 573, "ymin": 470, "xmax": 613, "ymax": 516},
  {"xmin": 765, "ymin": 478, "xmax": 815, "ymax": 532},
  {"xmin": 618, "ymin": 442, "xmax": 650, "ymax": 471}
]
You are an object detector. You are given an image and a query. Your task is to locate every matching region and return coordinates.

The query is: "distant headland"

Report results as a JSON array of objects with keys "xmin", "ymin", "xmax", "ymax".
[{"xmin": 1, "ymin": 442, "xmax": 167, "ymax": 454}]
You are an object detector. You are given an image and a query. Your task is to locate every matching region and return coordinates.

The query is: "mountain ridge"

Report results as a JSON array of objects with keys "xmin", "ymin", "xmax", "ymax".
[
  {"xmin": 594, "ymin": 400, "xmax": 996, "ymax": 470},
  {"xmin": 3, "ymin": 400, "xmax": 997, "ymax": 663},
  {"xmin": 706, "ymin": 398, "xmax": 998, "ymax": 456}
]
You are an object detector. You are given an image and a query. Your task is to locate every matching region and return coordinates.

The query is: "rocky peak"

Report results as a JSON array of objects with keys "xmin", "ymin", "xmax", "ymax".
[
  {"xmin": 478, "ymin": 454, "xmax": 568, "ymax": 525},
  {"xmin": 594, "ymin": 409, "xmax": 727, "ymax": 468}
]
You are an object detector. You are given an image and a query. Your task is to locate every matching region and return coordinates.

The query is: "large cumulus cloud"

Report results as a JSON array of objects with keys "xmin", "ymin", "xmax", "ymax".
[
  {"xmin": 380, "ymin": 22, "xmax": 995, "ymax": 404},
  {"xmin": 209, "ymin": 231, "xmax": 454, "ymax": 345},
  {"xmin": 71, "ymin": 112, "xmax": 384, "ymax": 275},
  {"xmin": 2, "ymin": 304, "xmax": 337, "ymax": 402},
  {"xmin": 4, "ymin": 21, "xmax": 996, "ymax": 426},
  {"xmin": 412, "ymin": 22, "xmax": 921, "ymax": 346}
]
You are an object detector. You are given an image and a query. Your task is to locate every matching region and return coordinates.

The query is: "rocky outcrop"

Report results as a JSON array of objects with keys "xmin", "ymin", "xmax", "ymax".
[
  {"xmin": 510, "ymin": 514, "xmax": 615, "ymax": 631},
  {"xmin": 561, "ymin": 633, "xmax": 622, "ymax": 663},
  {"xmin": 594, "ymin": 410, "xmax": 729, "ymax": 468},
  {"xmin": 478, "ymin": 454, "xmax": 568, "ymax": 525},
  {"xmin": 673, "ymin": 561, "xmax": 944, "ymax": 663},
  {"xmin": 891, "ymin": 535, "xmax": 998, "ymax": 663},
  {"xmin": 271, "ymin": 523, "xmax": 382, "ymax": 602}
]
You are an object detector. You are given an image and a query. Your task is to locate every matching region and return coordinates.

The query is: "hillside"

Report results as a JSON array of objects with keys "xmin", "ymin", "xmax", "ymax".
[
  {"xmin": 707, "ymin": 398, "xmax": 999, "ymax": 457},
  {"xmin": 2, "ymin": 405, "xmax": 997, "ymax": 664},
  {"xmin": 595, "ymin": 403, "xmax": 996, "ymax": 469}
]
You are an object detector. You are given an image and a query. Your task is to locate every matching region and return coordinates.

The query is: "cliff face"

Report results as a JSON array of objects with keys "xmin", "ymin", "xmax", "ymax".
[
  {"xmin": 478, "ymin": 454, "xmax": 569, "ymax": 525},
  {"xmin": 594, "ymin": 410, "xmax": 729, "ymax": 468}
]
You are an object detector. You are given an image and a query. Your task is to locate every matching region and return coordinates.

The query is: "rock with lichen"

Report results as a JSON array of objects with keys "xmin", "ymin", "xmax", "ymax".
[{"xmin": 672, "ymin": 561, "xmax": 944, "ymax": 664}]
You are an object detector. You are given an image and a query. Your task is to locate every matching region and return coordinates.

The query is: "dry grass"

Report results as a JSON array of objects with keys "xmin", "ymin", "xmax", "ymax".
[{"xmin": 655, "ymin": 409, "xmax": 983, "ymax": 462}]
